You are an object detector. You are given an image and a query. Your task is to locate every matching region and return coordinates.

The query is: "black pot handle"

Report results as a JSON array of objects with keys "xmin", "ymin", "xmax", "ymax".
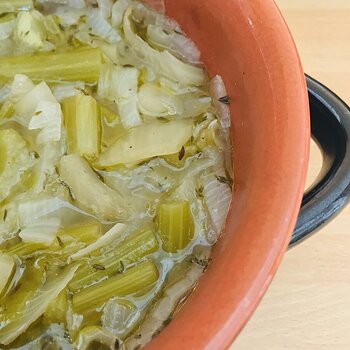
[{"xmin": 290, "ymin": 75, "xmax": 350, "ymax": 247}]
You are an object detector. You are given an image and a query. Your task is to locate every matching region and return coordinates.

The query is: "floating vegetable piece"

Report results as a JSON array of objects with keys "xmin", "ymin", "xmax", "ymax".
[
  {"xmin": 58, "ymin": 221, "xmax": 101, "ymax": 245},
  {"xmin": 123, "ymin": 8, "xmax": 206, "ymax": 86},
  {"xmin": 28, "ymin": 100, "xmax": 62, "ymax": 144},
  {"xmin": 13, "ymin": 10, "xmax": 46, "ymax": 50},
  {"xmin": 95, "ymin": 120, "xmax": 193, "ymax": 168},
  {"xmin": 69, "ymin": 223, "xmax": 126, "ymax": 261},
  {"xmin": 62, "ymin": 93, "xmax": 101, "ymax": 160},
  {"xmin": 19, "ymin": 218, "xmax": 61, "ymax": 245},
  {"xmin": 0, "ymin": 254, "xmax": 15, "ymax": 299},
  {"xmin": 98, "ymin": 64, "xmax": 141, "ymax": 128},
  {"xmin": 72, "ymin": 260, "xmax": 159, "ymax": 313},
  {"xmin": 59, "ymin": 154, "xmax": 130, "ymax": 221},
  {"xmin": 157, "ymin": 200, "xmax": 194, "ymax": 253},
  {"xmin": 69, "ymin": 229, "xmax": 159, "ymax": 292},
  {"xmin": 0, "ymin": 264, "xmax": 79, "ymax": 346},
  {"xmin": 0, "ymin": 128, "xmax": 37, "ymax": 202},
  {"xmin": 0, "ymin": 13, "xmax": 16, "ymax": 40},
  {"xmin": 0, "ymin": 47, "xmax": 104, "ymax": 83}
]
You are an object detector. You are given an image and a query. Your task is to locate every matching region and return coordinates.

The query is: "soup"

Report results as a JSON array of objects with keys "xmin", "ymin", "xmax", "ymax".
[{"xmin": 0, "ymin": 1, "xmax": 232, "ymax": 349}]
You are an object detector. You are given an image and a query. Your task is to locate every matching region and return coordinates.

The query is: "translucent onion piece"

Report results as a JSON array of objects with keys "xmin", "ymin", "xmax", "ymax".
[
  {"xmin": 123, "ymin": 8, "xmax": 206, "ymax": 87},
  {"xmin": 142, "ymin": 0, "xmax": 165, "ymax": 14},
  {"xmin": 10, "ymin": 74, "xmax": 35, "ymax": 103}
]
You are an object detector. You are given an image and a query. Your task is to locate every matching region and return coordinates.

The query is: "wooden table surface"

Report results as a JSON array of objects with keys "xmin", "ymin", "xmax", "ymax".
[{"xmin": 231, "ymin": 1, "xmax": 350, "ymax": 349}]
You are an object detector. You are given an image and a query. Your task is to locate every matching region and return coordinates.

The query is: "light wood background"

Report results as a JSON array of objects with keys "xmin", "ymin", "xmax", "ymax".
[{"xmin": 231, "ymin": 1, "xmax": 350, "ymax": 349}]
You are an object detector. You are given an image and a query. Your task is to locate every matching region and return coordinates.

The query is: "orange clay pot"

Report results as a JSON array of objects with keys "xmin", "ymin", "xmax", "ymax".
[{"xmin": 143, "ymin": 0, "xmax": 310, "ymax": 349}]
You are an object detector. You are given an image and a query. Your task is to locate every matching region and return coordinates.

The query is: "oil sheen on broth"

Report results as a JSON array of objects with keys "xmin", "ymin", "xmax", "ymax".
[{"xmin": 0, "ymin": 1, "xmax": 232, "ymax": 349}]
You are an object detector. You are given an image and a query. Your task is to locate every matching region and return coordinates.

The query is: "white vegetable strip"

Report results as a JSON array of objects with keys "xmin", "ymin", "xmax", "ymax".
[
  {"xmin": 147, "ymin": 24, "xmax": 200, "ymax": 64},
  {"xmin": 69, "ymin": 223, "xmax": 126, "ymax": 261},
  {"xmin": 201, "ymin": 173, "xmax": 232, "ymax": 242},
  {"xmin": 28, "ymin": 100, "xmax": 62, "ymax": 143},
  {"xmin": 209, "ymin": 75, "xmax": 231, "ymax": 129},
  {"xmin": 10, "ymin": 74, "xmax": 35, "ymax": 102},
  {"xmin": 123, "ymin": 8, "xmax": 206, "ymax": 86},
  {"xmin": 16, "ymin": 82, "xmax": 57, "ymax": 119},
  {"xmin": 111, "ymin": 0, "xmax": 131, "ymax": 28},
  {"xmin": 0, "ymin": 265, "xmax": 79, "ymax": 346},
  {"xmin": 98, "ymin": 64, "xmax": 141, "ymax": 128},
  {"xmin": 18, "ymin": 197, "xmax": 97, "ymax": 225},
  {"xmin": 19, "ymin": 218, "xmax": 61, "ymax": 245},
  {"xmin": 52, "ymin": 82, "xmax": 85, "ymax": 102},
  {"xmin": 87, "ymin": 8, "xmax": 120, "ymax": 44}
]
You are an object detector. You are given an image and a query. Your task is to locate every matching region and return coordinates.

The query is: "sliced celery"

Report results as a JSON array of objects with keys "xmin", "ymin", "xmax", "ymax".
[
  {"xmin": 0, "ymin": 254, "xmax": 15, "ymax": 299},
  {"xmin": 7, "ymin": 242, "xmax": 51, "ymax": 256},
  {"xmin": 0, "ymin": 0, "xmax": 33, "ymax": 14},
  {"xmin": 0, "ymin": 47, "xmax": 104, "ymax": 83},
  {"xmin": 157, "ymin": 201, "xmax": 194, "ymax": 253},
  {"xmin": 58, "ymin": 221, "xmax": 101, "ymax": 245},
  {"xmin": 62, "ymin": 94, "xmax": 102, "ymax": 160},
  {"xmin": 69, "ymin": 229, "xmax": 159, "ymax": 292},
  {"xmin": 72, "ymin": 260, "xmax": 159, "ymax": 313}
]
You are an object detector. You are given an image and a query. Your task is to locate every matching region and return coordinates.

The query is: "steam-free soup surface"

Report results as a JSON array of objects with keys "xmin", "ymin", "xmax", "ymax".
[{"xmin": 0, "ymin": 1, "xmax": 232, "ymax": 349}]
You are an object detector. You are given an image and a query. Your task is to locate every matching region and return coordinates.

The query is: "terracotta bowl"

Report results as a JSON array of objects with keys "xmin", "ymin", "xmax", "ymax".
[{"xmin": 144, "ymin": 0, "xmax": 310, "ymax": 349}]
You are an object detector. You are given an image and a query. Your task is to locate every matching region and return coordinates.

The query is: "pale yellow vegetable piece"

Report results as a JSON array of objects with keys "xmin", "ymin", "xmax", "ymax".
[
  {"xmin": 76, "ymin": 326, "xmax": 118, "ymax": 350},
  {"xmin": 157, "ymin": 200, "xmax": 194, "ymax": 253},
  {"xmin": 72, "ymin": 260, "xmax": 159, "ymax": 313},
  {"xmin": 0, "ymin": 128, "xmax": 37, "ymax": 202},
  {"xmin": 61, "ymin": 93, "xmax": 101, "ymax": 160},
  {"xmin": 95, "ymin": 120, "xmax": 193, "ymax": 168},
  {"xmin": 0, "ymin": 254, "xmax": 15, "ymax": 299},
  {"xmin": 59, "ymin": 154, "xmax": 129, "ymax": 221}
]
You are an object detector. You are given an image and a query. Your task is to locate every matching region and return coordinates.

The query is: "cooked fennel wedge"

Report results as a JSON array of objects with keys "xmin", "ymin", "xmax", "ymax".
[{"xmin": 95, "ymin": 120, "xmax": 193, "ymax": 168}]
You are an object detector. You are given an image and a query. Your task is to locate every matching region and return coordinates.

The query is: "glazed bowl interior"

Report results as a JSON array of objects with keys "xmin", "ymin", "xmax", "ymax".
[{"xmin": 145, "ymin": 1, "xmax": 310, "ymax": 349}]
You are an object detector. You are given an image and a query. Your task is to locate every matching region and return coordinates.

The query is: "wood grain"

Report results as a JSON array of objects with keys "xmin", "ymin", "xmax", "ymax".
[{"xmin": 231, "ymin": 1, "xmax": 350, "ymax": 349}]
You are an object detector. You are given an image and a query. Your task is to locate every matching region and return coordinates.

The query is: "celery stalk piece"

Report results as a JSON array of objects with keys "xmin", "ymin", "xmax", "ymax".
[
  {"xmin": 61, "ymin": 94, "xmax": 102, "ymax": 160},
  {"xmin": 95, "ymin": 120, "xmax": 193, "ymax": 168},
  {"xmin": 0, "ymin": 0, "xmax": 33, "ymax": 14},
  {"xmin": 7, "ymin": 242, "xmax": 51, "ymax": 256},
  {"xmin": 69, "ymin": 229, "xmax": 159, "ymax": 292},
  {"xmin": 58, "ymin": 221, "xmax": 101, "ymax": 245},
  {"xmin": 59, "ymin": 155, "xmax": 129, "ymax": 221},
  {"xmin": 0, "ymin": 47, "xmax": 104, "ymax": 83},
  {"xmin": 72, "ymin": 260, "xmax": 159, "ymax": 313},
  {"xmin": 0, "ymin": 254, "xmax": 15, "ymax": 299},
  {"xmin": 157, "ymin": 201, "xmax": 194, "ymax": 253}
]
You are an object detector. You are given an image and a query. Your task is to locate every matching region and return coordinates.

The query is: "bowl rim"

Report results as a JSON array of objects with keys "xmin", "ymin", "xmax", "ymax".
[{"xmin": 143, "ymin": 0, "xmax": 310, "ymax": 349}]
